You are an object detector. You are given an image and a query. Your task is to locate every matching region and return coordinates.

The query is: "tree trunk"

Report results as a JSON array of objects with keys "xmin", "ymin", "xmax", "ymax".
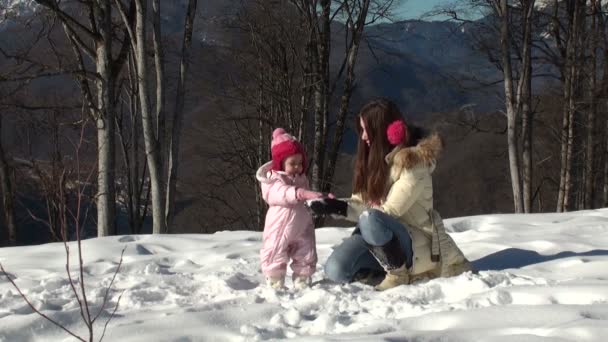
[
  {"xmin": 135, "ymin": 0, "xmax": 166, "ymax": 234},
  {"xmin": 604, "ymin": 116, "xmax": 608, "ymax": 206},
  {"xmin": 256, "ymin": 117, "xmax": 264, "ymax": 230},
  {"xmin": 152, "ymin": 0, "xmax": 165, "ymax": 174},
  {"xmin": 584, "ymin": 0, "xmax": 599, "ymax": 209},
  {"xmin": 323, "ymin": 0, "xmax": 370, "ymax": 194},
  {"xmin": 311, "ymin": 0, "xmax": 331, "ymax": 191},
  {"xmin": 568, "ymin": 0, "xmax": 585, "ymax": 211},
  {"xmin": 557, "ymin": 0, "xmax": 582, "ymax": 212},
  {"xmin": 95, "ymin": 0, "xmax": 116, "ymax": 237},
  {"xmin": 255, "ymin": 50, "xmax": 265, "ymax": 231},
  {"xmin": 130, "ymin": 54, "xmax": 142, "ymax": 234},
  {"xmin": 521, "ymin": 98, "xmax": 533, "ymax": 212},
  {"xmin": 0, "ymin": 117, "xmax": 16, "ymax": 245},
  {"xmin": 557, "ymin": 78, "xmax": 572, "ymax": 212},
  {"xmin": 165, "ymin": 0, "xmax": 197, "ymax": 232},
  {"xmin": 520, "ymin": 0, "xmax": 535, "ymax": 213},
  {"xmin": 312, "ymin": 76, "xmax": 323, "ymax": 189},
  {"xmin": 33, "ymin": 0, "xmax": 119, "ymax": 237},
  {"xmin": 564, "ymin": 84, "xmax": 576, "ymax": 211},
  {"xmin": 120, "ymin": 53, "xmax": 143, "ymax": 235},
  {"xmin": 598, "ymin": 0, "xmax": 608, "ymax": 207},
  {"xmin": 499, "ymin": 0, "xmax": 524, "ymax": 213},
  {"xmin": 604, "ymin": 67, "xmax": 608, "ymax": 206},
  {"xmin": 602, "ymin": 111, "xmax": 608, "ymax": 207},
  {"xmin": 297, "ymin": 40, "xmax": 313, "ymax": 143}
]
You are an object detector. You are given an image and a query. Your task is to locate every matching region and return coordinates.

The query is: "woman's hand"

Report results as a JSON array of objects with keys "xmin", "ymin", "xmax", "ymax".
[{"xmin": 307, "ymin": 198, "xmax": 348, "ymax": 217}]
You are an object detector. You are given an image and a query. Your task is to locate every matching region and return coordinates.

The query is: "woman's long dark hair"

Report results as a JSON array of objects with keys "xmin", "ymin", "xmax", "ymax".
[{"xmin": 353, "ymin": 98, "xmax": 412, "ymax": 204}]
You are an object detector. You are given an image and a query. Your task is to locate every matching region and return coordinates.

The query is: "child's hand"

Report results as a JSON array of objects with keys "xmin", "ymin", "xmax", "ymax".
[
  {"xmin": 326, "ymin": 193, "xmax": 336, "ymax": 199},
  {"xmin": 296, "ymin": 188, "xmax": 324, "ymax": 201}
]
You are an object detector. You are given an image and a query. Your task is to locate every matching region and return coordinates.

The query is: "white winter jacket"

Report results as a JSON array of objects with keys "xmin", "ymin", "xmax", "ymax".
[{"xmin": 345, "ymin": 133, "xmax": 470, "ymax": 277}]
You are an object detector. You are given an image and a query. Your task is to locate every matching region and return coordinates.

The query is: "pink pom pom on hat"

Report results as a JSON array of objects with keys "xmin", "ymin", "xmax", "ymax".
[
  {"xmin": 271, "ymin": 128, "xmax": 307, "ymax": 171},
  {"xmin": 386, "ymin": 120, "xmax": 408, "ymax": 146}
]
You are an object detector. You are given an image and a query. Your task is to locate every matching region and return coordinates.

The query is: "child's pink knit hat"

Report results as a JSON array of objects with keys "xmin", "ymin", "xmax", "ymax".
[{"xmin": 271, "ymin": 128, "xmax": 307, "ymax": 172}]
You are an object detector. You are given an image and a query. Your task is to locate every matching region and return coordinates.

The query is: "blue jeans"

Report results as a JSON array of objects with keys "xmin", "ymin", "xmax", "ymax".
[{"xmin": 324, "ymin": 209, "xmax": 413, "ymax": 283}]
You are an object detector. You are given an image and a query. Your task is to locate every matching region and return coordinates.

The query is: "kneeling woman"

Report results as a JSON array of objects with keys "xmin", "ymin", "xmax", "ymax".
[{"xmin": 310, "ymin": 98, "xmax": 472, "ymax": 290}]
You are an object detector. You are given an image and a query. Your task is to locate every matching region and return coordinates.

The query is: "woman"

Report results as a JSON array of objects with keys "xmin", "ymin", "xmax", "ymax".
[{"xmin": 309, "ymin": 98, "xmax": 472, "ymax": 290}]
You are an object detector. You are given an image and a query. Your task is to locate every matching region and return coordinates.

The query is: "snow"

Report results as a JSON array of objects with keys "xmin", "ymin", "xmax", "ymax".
[
  {"xmin": 2, "ymin": 209, "xmax": 608, "ymax": 341},
  {"xmin": 0, "ymin": 0, "xmax": 36, "ymax": 19}
]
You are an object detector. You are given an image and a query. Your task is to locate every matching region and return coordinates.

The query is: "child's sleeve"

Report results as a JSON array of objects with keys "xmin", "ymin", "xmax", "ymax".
[{"xmin": 262, "ymin": 179, "xmax": 299, "ymax": 206}]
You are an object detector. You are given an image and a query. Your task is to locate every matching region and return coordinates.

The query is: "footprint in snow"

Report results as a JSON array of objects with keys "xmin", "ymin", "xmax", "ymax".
[
  {"xmin": 225, "ymin": 273, "xmax": 259, "ymax": 290},
  {"xmin": 135, "ymin": 244, "xmax": 154, "ymax": 255},
  {"xmin": 118, "ymin": 236, "xmax": 138, "ymax": 243}
]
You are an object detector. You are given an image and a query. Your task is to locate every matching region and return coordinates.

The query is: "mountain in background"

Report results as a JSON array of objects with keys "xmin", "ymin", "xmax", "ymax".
[
  {"xmin": 2, "ymin": 1, "xmax": 543, "ymax": 240},
  {"xmin": 1, "ymin": 0, "xmax": 503, "ymax": 121},
  {"xmin": 358, "ymin": 20, "xmax": 500, "ymax": 117},
  {"xmin": 144, "ymin": 0, "xmax": 504, "ymax": 118}
]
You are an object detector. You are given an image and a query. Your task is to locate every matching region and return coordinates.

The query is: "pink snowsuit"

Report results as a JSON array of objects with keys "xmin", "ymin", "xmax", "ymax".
[{"xmin": 256, "ymin": 161, "xmax": 317, "ymax": 279}]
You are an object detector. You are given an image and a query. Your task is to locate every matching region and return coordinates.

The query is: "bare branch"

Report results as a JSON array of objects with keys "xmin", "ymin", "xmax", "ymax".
[{"xmin": 0, "ymin": 263, "xmax": 87, "ymax": 342}]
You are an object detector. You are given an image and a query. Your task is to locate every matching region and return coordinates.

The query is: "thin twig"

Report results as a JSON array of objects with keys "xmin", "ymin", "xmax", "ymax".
[
  {"xmin": 0, "ymin": 263, "xmax": 86, "ymax": 342},
  {"xmin": 98, "ymin": 289, "xmax": 125, "ymax": 342},
  {"xmin": 92, "ymin": 246, "xmax": 126, "ymax": 324}
]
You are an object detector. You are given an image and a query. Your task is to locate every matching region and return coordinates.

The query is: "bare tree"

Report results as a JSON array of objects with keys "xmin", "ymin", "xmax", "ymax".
[
  {"xmin": 0, "ymin": 114, "xmax": 17, "ymax": 245},
  {"xmin": 129, "ymin": 0, "xmax": 166, "ymax": 234},
  {"xmin": 4, "ymin": 0, "xmax": 199, "ymax": 237},
  {"xmin": 115, "ymin": 52, "xmax": 150, "ymax": 234},
  {"xmin": 600, "ymin": 0, "xmax": 608, "ymax": 207},
  {"xmin": 287, "ymin": 0, "xmax": 400, "ymax": 194},
  {"xmin": 151, "ymin": 0, "xmax": 165, "ymax": 156},
  {"xmin": 202, "ymin": 0, "xmax": 400, "ymax": 229},
  {"xmin": 21, "ymin": 112, "xmax": 72, "ymax": 242},
  {"xmin": 115, "ymin": 0, "xmax": 200, "ymax": 234},
  {"xmin": 440, "ymin": 0, "xmax": 538, "ymax": 213},
  {"xmin": 519, "ymin": 0, "xmax": 535, "ymax": 213},
  {"xmin": 207, "ymin": 0, "xmax": 314, "ymax": 230},
  {"xmin": 554, "ymin": 0, "xmax": 585, "ymax": 212},
  {"xmin": 582, "ymin": 0, "xmax": 601, "ymax": 208},
  {"xmin": 289, "ymin": 0, "xmax": 332, "ymax": 191},
  {"xmin": 485, "ymin": 0, "xmax": 537, "ymax": 213},
  {"xmin": 314, "ymin": 0, "xmax": 332, "ymax": 192},
  {"xmin": 165, "ymin": 0, "xmax": 198, "ymax": 232},
  {"xmin": 32, "ymin": 0, "xmax": 134, "ymax": 236},
  {"xmin": 0, "ymin": 120, "xmax": 125, "ymax": 341},
  {"xmin": 322, "ymin": 0, "xmax": 372, "ymax": 194}
]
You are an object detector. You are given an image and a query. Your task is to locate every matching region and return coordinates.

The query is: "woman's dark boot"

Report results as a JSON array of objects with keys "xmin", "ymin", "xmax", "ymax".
[{"xmin": 366, "ymin": 235, "xmax": 410, "ymax": 291}]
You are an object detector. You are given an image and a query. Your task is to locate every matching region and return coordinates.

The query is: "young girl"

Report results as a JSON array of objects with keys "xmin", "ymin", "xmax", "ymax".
[{"xmin": 256, "ymin": 128, "xmax": 330, "ymax": 289}]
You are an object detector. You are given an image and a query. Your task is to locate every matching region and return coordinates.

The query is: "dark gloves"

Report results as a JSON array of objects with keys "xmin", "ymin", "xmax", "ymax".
[{"xmin": 307, "ymin": 198, "xmax": 348, "ymax": 217}]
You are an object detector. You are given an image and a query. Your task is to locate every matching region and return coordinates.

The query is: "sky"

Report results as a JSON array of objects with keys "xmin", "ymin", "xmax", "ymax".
[
  {"xmin": 396, "ymin": 0, "xmax": 453, "ymax": 20},
  {"xmin": 2, "ymin": 208, "xmax": 608, "ymax": 341},
  {"xmin": 392, "ymin": 0, "xmax": 492, "ymax": 22}
]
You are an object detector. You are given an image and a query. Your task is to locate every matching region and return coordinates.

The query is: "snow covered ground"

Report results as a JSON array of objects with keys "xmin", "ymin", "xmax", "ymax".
[{"xmin": 2, "ymin": 209, "xmax": 608, "ymax": 341}]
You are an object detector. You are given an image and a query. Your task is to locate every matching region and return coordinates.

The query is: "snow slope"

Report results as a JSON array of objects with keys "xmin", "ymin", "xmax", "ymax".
[{"xmin": 2, "ymin": 209, "xmax": 608, "ymax": 341}]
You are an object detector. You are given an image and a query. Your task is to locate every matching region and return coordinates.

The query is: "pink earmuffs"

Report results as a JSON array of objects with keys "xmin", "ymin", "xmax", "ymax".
[{"xmin": 386, "ymin": 120, "xmax": 407, "ymax": 146}]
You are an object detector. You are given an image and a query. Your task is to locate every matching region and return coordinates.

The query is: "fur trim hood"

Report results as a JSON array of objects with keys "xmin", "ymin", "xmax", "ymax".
[
  {"xmin": 256, "ymin": 161, "xmax": 296, "ymax": 184},
  {"xmin": 386, "ymin": 132, "xmax": 444, "ymax": 170},
  {"xmin": 256, "ymin": 162, "xmax": 274, "ymax": 184}
]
